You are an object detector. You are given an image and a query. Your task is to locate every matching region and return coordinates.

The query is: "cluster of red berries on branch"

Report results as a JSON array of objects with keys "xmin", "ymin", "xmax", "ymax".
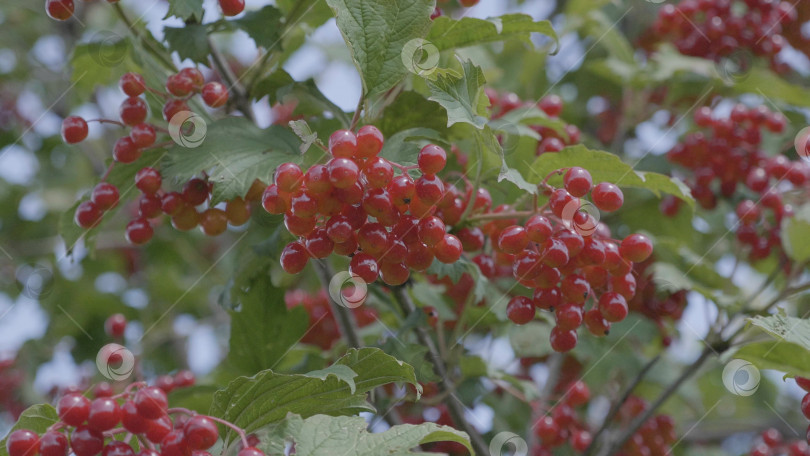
[
  {"xmin": 486, "ymin": 90, "xmax": 582, "ymax": 156},
  {"xmin": 641, "ymin": 0, "xmax": 797, "ymax": 73},
  {"xmin": 45, "ymin": 0, "xmax": 246, "ymax": 21},
  {"xmin": 284, "ymin": 289, "xmax": 377, "ymax": 349},
  {"xmin": 4, "ymin": 371, "xmax": 269, "ymax": 456},
  {"xmin": 627, "ymin": 258, "xmax": 688, "ymax": 346},
  {"xmin": 268, "ymin": 124, "xmax": 654, "ymax": 352},
  {"xmin": 63, "ymin": 70, "xmax": 259, "ymax": 245},
  {"xmin": 748, "ymin": 427, "xmax": 810, "ymax": 455},
  {"xmin": 661, "ymin": 103, "xmax": 809, "ymax": 263}
]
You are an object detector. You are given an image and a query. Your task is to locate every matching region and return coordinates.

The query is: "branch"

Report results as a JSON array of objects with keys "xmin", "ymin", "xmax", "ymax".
[
  {"xmin": 207, "ymin": 37, "xmax": 255, "ymax": 123},
  {"xmin": 313, "ymin": 260, "xmax": 362, "ymax": 349},
  {"xmin": 391, "ymin": 286, "xmax": 489, "ymax": 456}
]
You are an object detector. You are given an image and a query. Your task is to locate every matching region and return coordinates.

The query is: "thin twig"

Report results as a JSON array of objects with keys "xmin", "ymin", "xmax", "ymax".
[{"xmin": 207, "ymin": 37, "xmax": 255, "ymax": 123}]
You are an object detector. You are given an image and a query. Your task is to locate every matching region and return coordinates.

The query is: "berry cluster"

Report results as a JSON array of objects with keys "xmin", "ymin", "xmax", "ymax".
[
  {"xmin": 627, "ymin": 258, "xmax": 688, "ymax": 346},
  {"xmin": 641, "ymin": 0, "xmax": 797, "ymax": 73},
  {"xmin": 485, "ymin": 90, "xmax": 582, "ymax": 155},
  {"xmin": 284, "ymin": 289, "xmax": 377, "ymax": 349},
  {"xmin": 268, "ymin": 126, "xmax": 471, "ymax": 285},
  {"xmin": 662, "ymin": 104, "xmax": 808, "ymax": 262},
  {"xmin": 63, "ymin": 70, "xmax": 258, "ymax": 245},
  {"xmin": 4, "ymin": 373, "xmax": 268, "ymax": 456},
  {"xmin": 747, "ymin": 428, "xmax": 810, "ymax": 456},
  {"xmin": 46, "ymin": 0, "xmax": 245, "ymax": 21}
]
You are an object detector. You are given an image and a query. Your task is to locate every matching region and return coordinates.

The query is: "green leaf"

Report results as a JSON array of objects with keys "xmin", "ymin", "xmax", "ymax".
[
  {"xmin": 733, "ymin": 68, "xmax": 810, "ymax": 108},
  {"xmin": 210, "ymin": 348, "xmax": 420, "ymax": 443},
  {"xmin": 0, "ymin": 405, "xmax": 59, "ymax": 456},
  {"xmin": 427, "ymin": 14, "xmax": 557, "ymax": 52},
  {"xmin": 70, "ymin": 38, "xmax": 132, "ymax": 96},
  {"xmin": 227, "ymin": 280, "xmax": 309, "ymax": 375},
  {"xmin": 289, "ymin": 119, "xmax": 322, "ymax": 154},
  {"xmin": 488, "ymin": 105, "xmax": 569, "ymax": 142},
  {"xmin": 259, "ymin": 414, "xmax": 472, "ymax": 456},
  {"xmin": 164, "ymin": 25, "xmax": 210, "ymax": 64},
  {"xmin": 253, "ymin": 70, "xmax": 351, "ymax": 127},
  {"xmin": 324, "ymin": 0, "xmax": 434, "ymax": 96},
  {"xmin": 232, "ymin": 6, "xmax": 283, "ymax": 48},
  {"xmin": 529, "ymin": 145, "xmax": 694, "ymax": 204},
  {"xmin": 510, "ymin": 322, "xmax": 553, "ymax": 358},
  {"xmin": 165, "ymin": 0, "xmax": 204, "ymax": 21},
  {"xmin": 782, "ymin": 204, "xmax": 810, "ymax": 263},
  {"xmin": 377, "ymin": 91, "xmax": 448, "ymax": 138},
  {"xmin": 304, "ymin": 365, "xmax": 359, "ymax": 394},
  {"xmin": 378, "ymin": 128, "xmax": 448, "ymax": 168},
  {"xmin": 747, "ymin": 310, "xmax": 810, "ymax": 352},
  {"xmin": 427, "ymin": 59, "xmax": 489, "ymax": 129},
  {"xmin": 735, "ymin": 341, "xmax": 810, "ymax": 378},
  {"xmin": 164, "ymin": 117, "xmax": 302, "ymax": 204},
  {"xmin": 477, "ymin": 126, "xmax": 538, "ymax": 195}
]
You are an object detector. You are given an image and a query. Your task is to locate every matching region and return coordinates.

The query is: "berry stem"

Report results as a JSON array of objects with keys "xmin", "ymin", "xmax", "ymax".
[
  {"xmin": 101, "ymin": 163, "xmax": 116, "ymax": 182},
  {"xmin": 203, "ymin": 414, "xmax": 250, "ymax": 448},
  {"xmin": 349, "ymin": 95, "xmax": 364, "ymax": 131},
  {"xmin": 207, "ymin": 36, "xmax": 256, "ymax": 123},
  {"xmin": 87, "ymin": 119, "xmax": 127, "ymax": 128}
]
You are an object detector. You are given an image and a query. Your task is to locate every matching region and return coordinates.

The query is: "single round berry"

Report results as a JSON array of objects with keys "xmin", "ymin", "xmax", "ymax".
[
  {"xmin": 102, "ymin": 441, "xmax": 134, "ymax": 456},
  {"xmin": 355, "ymin": 125, "xmax": 384, "ymax": 158},
  {"xmin": 506, "ymin": 296, "xmax": 535, "ymax": 324},
  {"xmin": 166, "ymin": 74, "xmax": 194, "ymax": 97},
  {"xmin": 145, "ymin": 416, "xmax": 173, "ymax": 444},
  {"xmin": 433, "ymin": 234, "xmax": 462, "ymax": 264},
  {"xmin": 92, "ymin": 383, "xmax": 113, "ymax": 398},
  {"xmin": 46, "ymin": 0, "xmax": 74, "ymax": 20},
  {"xmin": 7, "ymin": 430, "xmax": 40, "ymax": 456},
  {"xmin": 415, "ymin": 175, "xmax": 444, "ymax": 205},
  {"xmin": 417, "ymin": 144, "xmax": 447, "ymax": 175},
  {"xmin": 349, "ymin": 253, "xmax": 379, "ymax": 283},
  {"xmin": 179, "ymin": 68, "xmax": 204, "ymax": 88},
  {"xmin": 120, "ymin": 73, "xmax": 146, "ymax": 97},
  {"xmin": 119, "ymin": 97, "xmax": 148, "ymax": 126},
  {"xmin": 280, "ymin": 242, "xmax": 308, "ymax": 274},
  {"xmin": 87, "ymin": 397, "xmax": 121, "ymax": 431},
  {"xmin": 163, "ymin": 100, "xmax": 189, "ymax": 122},
  {"xmin": 539, "ymin": 94, "xmax": 563, "ymax": 117},
  {"xmin": 327, "ymin": 158, "xmax": 360, "ymax": 189},
  {"xmin": 183, "ymin": 416, "xmax": 219, "ymax": 450},
  {"xmin": 202, "ymin": 83, "xmax": 229, "ymax": 108},
  {"xmin": 525, "ymin": 215, "xmax": 553, "ymax": 243},
  {"xmin": 329, "ymin": 130, "xmax": 357, "ymax": 158},
  {"xmin": 418, "ymin": 216, "xmax": 446, "ymax": 246},
  {"xmin": 225, "ymin": 198, "xmax": 250, "ymax": 226},
  {"xmin": 564, "ymin": 167, "xmax": 592, "ymax": 197},
  {"xmin": 130, "ymin": 123, "xmax": 156, "ymax": 148},
  {"xmin": 801, "ymin": 393, "xmax": 810, "ymax": 419},
  {"xmin": 113, "ymin": 137, "xmax": 141, "ymax": 163},
  {"xmin": 39, "ymin": 431, "xmax": 68, "ymax": 456},
  {"xmin": 591, "ymin": 182, "xmax": 624, "ymax": 212},
  {"xmin": 599, "ymin": 292, "xmax": 628, "ymax": 322},
  {"xmin": 160, "ymin": 430, "xmax": 187, "ymax": 456},
  {"xmin": 104, "ymin": 314, "xmax": 127, "ymax": 337},
  {"xmin": 70, "ymin": 427, "xmax": 103, "ymax": 456},
  {"xmin": 619, "ymin": 234, "xmax": 653, "ymax": 263},
  {"xmin": 134, "ymin": 386, "xmax": 168, "ymax": 419},
  {"xmin": 388, "ymin": 175, "xmax": 415, "ymax": 205},
  {"xmin": 135, "ymin": 168, "xmax": 162, "ymax": 195},
  {"xmin": 183, "ymin": 178, "xmax": 210, "ymax": 206},
  {"xmin": 58, "ymin": 394, "xmax": 91, "ymax": 426},
  {"xmin": 126, "ymin": 219, "xmax": 153, "ymax": 245},
  {"xmin": 220, "ymin": 0, "xmax": 245, "ymax": 16},
  {"xmin": 91, "ymin": 183, "xmax": 119, "ymax": 210},
  {"xmin": 75, "ymin": 201, "xmax": 102, "ymax": 229},
  {"xmin": 121, "ymin": 401, "xmax": 149, "ymax": 434},
  {"xmin": 200, "ymin": 208, "xmax": 228, "ymax": 236},
  {"xmin": 62, "ymin": 116, "xmax": 88, "ymax": 143},
  {"xmin": 497, "ymin": 225, "xmax": 529, "ymax": 254},
  {"xmin": 584, "ymin": 309, "xmax": 610, "ymax": 336},
  {"xmin": 362, "ymin": 157, "xmax": 394, "ymax": 188},
  {"xmin": 550, "ymin": 326, "xmax": 578, "ymax": 352},
  {"xmin": 174, "ymin": 370, "xmax": 196, "ymax": 387}
]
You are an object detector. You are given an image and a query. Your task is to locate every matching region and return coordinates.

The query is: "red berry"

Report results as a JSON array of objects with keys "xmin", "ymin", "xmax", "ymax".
[
  {"xmin": 174, "ymin": 370, "xmax": 196, "ymax": 387},
  {"xmin": 91, "ymin": 183, "xmax": 119, "ymax": 210},
  {"xmin": 415, "ymin": 175, "xmax": 444, "ymax": 205},
  {"xmin": 183, "ymin": 416, "xmax": 218, "ymax": 450},
  {"xmin": 418, "ymin": 144, "xmax": 447, "ymax": 174},
  {"xmin": 104, "ymin": 314, "xmax": 126, "ymax": 337},
  {"xmin": 358, "ymin": 223, "xmax": 389, "ymax": 256},
  {"xmin": 566, "ymin": 380, "xmax": 590, "ymax": 406},
  {"xmin": 102, "ymin": 442, "xmax": 134, "ymax": 456},
  {"xmin": 497, "ymin": 225, "xmax": 529, "ymax": 254},
  {"xmin": 7, "ymin": 430, "xmax": 40, "ymax": 456},
  {"xmin": 432, "ymin": 234, "xmax": 462, "ymax": 263},
  {"xmin": 87, "ymin": 397, "xmax": 121, "ymax": 431},
  {"xmin": 349, "ymin": 253, "xmax": 379, "ymax": 283},
  {"xmin": 236, "ymin": 448, "xmax": 264, "ymax": 456},
  {"xmin": 166, "ymin": 74, "xmax": 194, "ymax": 97},
  {"xmin": 796, "ymin": 377, "xmax": 810, "ymax": 392},
  {"xmin": 356, "ymin": 125, "xmax": 384, "ymax": 158},
  {"xmin": 130, "ymin": 123, "xmax": 156, "ymax": 148},
  {"xmin": 62, "ymin": 116, "xmax": 88, "ymax": 143},
  {"xmin": 202, "ymin": 83, "xmax": 228, "ymax": 108},
  {"xmin": 274, "ymin": 163, "xmax": 303, "ymax": 192},
  {"xmin": 70, "ymin": 427, "xmax": 103, "ymax": 456},
  {"xmin": 159, "ymin": 430, "xmax": 187, "ymax": 456},
  {"xmin": 418, "ymin": 216, "xmax": 446, "ymax": 246},
  {"xmin": 457, "ymin": 227, "xmax": 485, "ymax": 252},
  {"xmin": 555, "ymin": 303, "xmax": 583, "ymax": 330},
  {"xmin": 121, "ymin": 401, "xmax": 149, "ymax": 434},
  {"xmin": 539, "ymin": 95, "xmax": 563, "ymax": 117},
  {"xmin": 58, "ymin": 394, "xmax": 91, "ymax": 426},
  {"xmin": 113, "ymin": 137, "xmax": 141, "ymax": 163},
  {"xmin": 200, "ymin": 208, "xmax": 228, "ymax": 236},
  {"xmin": 126, "ymin": 219, "xmax": 153, "ymax": 245},
  {"xmin": 327, "ymin": 158, "xmax": 360, "ymax": 189},
  {"xmin": 591, "ymin": 182, "xmax": 624, "ymax": 212},
  {"xmin": 161, "ymin": 192, "xmax": 185, "ymax": 216},
  {"xmin": 134, "ymin": 386, "xmax": 168, "ymax": 419},
  {"xmin": 564, "ymin": 167, "xmax": 592, "ymax": 197},
  {"xmin": 183, "ymin": 178, "xmax": 210, "ymax": 206},
  {"xmin": 119, "ymin": 97, "xmax": 148, "ymax": 126},
  {"xmin": 388, "ymin": 175, "xmax": 415, "ymax": 205},
  {"xmin": 145, "ymin": 416, "xmax": 172, "ymax": 444},
  {"xmin": 280, "ymin": 242, "xmax": 308, "ymax": 274},
  {"xmin": 584, "ymin": 309, "xmax": 610, "ymax": 336},
  {"xmin": 525, "ymin": 215, "xmax": 553, "ymax": 242},
  {"xmin": 179, "ymin": 68, "xmax": 204, "ymax": 88},
  {"xmin": 533, "ymin": 287, "xmax": 561, "ymax": 310},
  {"xmin": 329, "ymin": 130, "xmax": 357, "ymax": 158},
  {"xmin": 802, "ymin": 392, "xmax": 810, "ymax": 419},
  {"xmin": 135, "ymin": 168, "xmax": 162, "ymax": 195},
  {"xmin": 380, "ymin": 261, "xmax": 410, "ymax": 285},
  {"xmin": 284, "ymin": 213, "xmax": 316, "ymax": 236},
  {"xmin": 550, "ymin": 326, "xmax": 578, "ymax": 352},
  {"xmin": 75, "ymin": 201, "xmax": 102, "ymax": 229},
  {"xmin": 219, "ymin": 0, "xmax": 245, "ymax": 16},
  {"xmin": 619, "ymin": 234, "xmax": 653, "ymax": 262},
  {"xmin": 362, "ymin": 157, "xmax": 394, "ymax": 188},
  {"xmin": 163, "ymin": 100, "xmax": 189, "ymax": 122},
  {"xmin": 46, "ymin": 0, "xmax": 74, "ymax": 20},
  {"xmin": 39, "ymin": 432, "xmax": 68, "ymax": 456},
  {"xmin": 120, "ymin": 73, "xmax": 146, "ymax": 97},
  {"xmin": 507, "ymin": 296, "xmax": 535, "ymax": 324}
]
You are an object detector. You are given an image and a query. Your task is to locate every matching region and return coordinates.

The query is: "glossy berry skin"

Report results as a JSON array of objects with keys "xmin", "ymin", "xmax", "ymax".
[
  {"xmin": 102, "ymin": 442, "xmax": 134, "ymax": 456},
  {"xmin": 539, "ymin": 94, "xmax": 563, "ymax": 117},
  {"xmin": 58, "ymin": 394, "xmax": 91, "ymax": 426},
  {"xmin": 201, "ymin": 83, "xmax": 228, "ymax": 108},
  {"xmin": 418, "ymin": 216, "xmax": 445, "ymax": 246},
  {"xmin": 356, "ymin": 125, "xmax": 384, "ymax": 158},
  {"xmin": 327, "ymin": 158, "xmax": 360, "ymax": 189},
  {"xmin": 349, "ymin": 253, "xmax": 379, "ymax": 283},
  {"xmin": 497, "ymin": 226, "xmax": 529, "ymax": 254},
  {"xmin": 566, "ymin": 380, "xmax": 590, "ymax": 406},
  {"xmin": 362, "ymin": 157, "xmax": 394, "ymax": 188},
  {"xmin": 620, "ymin": 234, "xmax": 653, "ymax": 263},
  {"xmin": 200, "ymin": 209, "xmax": 228, "ymax": 236},
  {"xmin": 145, "ymin": 416, "xmax": 173, "ymax": 444},
  {"xmin": 7, "ymin": 430, "xmax": 40, "ymax": 456},
  {"xmin": 418, "ymin": 144, "xmax": 447, "ymax": 174},
  {"xmin": 62, "ymin": 116, "xmax": 88, "ymax": 143},
  {"xmin": 183, "ymin": 179, "xmax": 210, "ymax": 206},
  {"xmin": 134, "ymin": 386, "xmax": 168, "ymax": 419},
  {"xmin": 274, "ymin": 163, "xmax": 303, "ymax": 192},
  {"xmin": 163, "ymin": 100, "xmax": 188, "ymax": 122},
  {"xmin": 358, "ymin": 223, "xmax": 389, "ymax": 256},
  {"xmin": 75, "ymin": 201, "xmax": 102, "ymax": 229},
  {"xmin": 599, "ymin": 292, "xmax": 628, "ymax": 322},
  {"xmin": 219, "ymin": 0, "xmax": 245, "ymax": 16},
  {"xmin": 70, "ymin": 427, "xmax": 104, "ymax": 456},
  {"xmin": 415, "ymin": 175, "xmax": 444, "ymax": 205},
  {"xmin": 237, "ymin": 448, "xmax": 264, "ymax": 456},
  {"xmin": 160, "ymin": 430, "xmax": 187, "ymax": 456},
  {"xmin": 525, "ymin": 215, "xmax": 553, "ymax": 242},
  {"xmin": 507, "ymin": 296, "xmax": 535, "ymax": 324},
  {"xmin": 113, "ymin": 137, "xmax": 141, "ymax": 163},
  {"xmin": 126, "ymin": 219, "xmax": 153, "ymax": 245},
  {"xmin": 130, "ymin": 123, "xmax": 156, "ymax": 148},
  {"xmin": 584, "ymin": 309, "xmax": 610, "ymax": 336},
  {"xmin": 121, "ymin": 401, "xmax": 149, "ymax": 434},
  {"xmin": 91, "ymin": 183, "xmax": 119, "ymax": 210},
  {"xmin": 119, "ymin": 97, "xmax": 148, "ymax": 126},
  {"xmin": 802, "ymin": 393, "xmax": 810, "ymax": 419},
  {"xmin": 183, "ymin": 416, "xmax": 219, "ymax": 450},
  {"xmin": 591, "ymin": 182, "xmax": 624, "ymax": 212},
  {"xmin": 120, "ymin": 73, "xmax": 146, "ymax": 97},
  {"xmin": 280, "ymin": 242, "xmax": 308, "ymax": 274},
  {"xmin": 550, "ymin": 326, "xmax": 578, "ymax": 352},
  {"xmin": 432, "ymin": 234, "xmax": 462, "ymax": 264},
  {"xmin": 564, "ymin": 167, "xmax": 592, "ymax": 197},
  {"xmin": 39, "ymin": 431, "xmax": 68, "ymax": 456},
  {"xmin": 329, "ymin": 130, "xmax": 357, "ymax": 158},
  {"xmin": 104, "ymin": 314, "xmax": 127, "ymax": 337},
  {"xmin": 533, "ymin": 287, "xmax": 561, "ymax": 310},
  {"xmin": 46, "ymin": 0, "xmax": 74, "ymax": 20},
  {"xmin": 135, "ymin": 168, "xmax": 162, "ymax": 195},
  {"xmin": 87, "ymin": 397, "xmax": 122, "ymax": 431},
  {"xmin": 388, "ymin": 175, "xmax": 415, "ymax": 205}
]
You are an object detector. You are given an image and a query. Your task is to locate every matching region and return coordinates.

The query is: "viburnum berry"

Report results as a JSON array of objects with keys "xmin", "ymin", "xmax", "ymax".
[
  {"xmin": 417, "ymin": 144, "xmax": 447, "ymax": 175},
  {"xmin": 599, "ymin": 292, "xmax": 628, "ymax": 322},
  {"xmin": 134, "ymin": 386, "xmax": 168, "ymax": 419},
  {"xmin": 159, "ymin": 430, "xmax": 186, "ymax": 456},
  {"xmin": 62, "ymin": 116, "xmax": 88, "ymax": 144},
  {"xmin": 126, "ymin": 219, "xmax": 153, "ymax": 245},
  {"xmin": 58, "ymin": 393, "xmax": 91, "ymax": 426},
  {"xmin": 280, "ymin": 242, "xmax": 309, "ymax": 274},
  {"xmin": 415, "ymin": 174, "xmax": 444, "ymax": 205},
  {"xmin": 388, "ymin": 175, "xmax": 415, "ymax": 205},
  {"xmin": 163, "ymin": 100, "xmax": 188, "ymax": 122},
  {"xmin": 183, "ymin": 178, "xmax": 210, "ymax": 206},
  {"xmin": 135, "ymin": 168, "xmax": 162, "ymax": 195},
  {"xmin": 87, "ymin": 397, "xmax": 122, "ymax": 431},
  {"xmin": 550, "ymin": 326, "xmax": 578, "ymax": 352},
  {"xmin": 380, "ymin": 261, "xmax": 410, "ymax": 285},
  {"xmin": 145, "ymin": 415, "xmax": 173, "ymax": 444},
  {"xmin": 75, "ymin": 201, "xmax": 102, "ymax": 229},
  {"xmin": 497, "ymin": 225, "xmax": 528, "ymax": 254},
  {"xmin": 329, "ymin": 130, "xmax": 357, "ymax": 158},
  {"xmin": 362, "ymin": 157, "xmax": 394, "ymax": 188},
  {"xmin": 225, "ymin": 198, "xmax": 250, "ymax": 226},
  {"xmin": 46, "ymin": 0, "xmax": 74, "ymax": 20},
  {"xmin": 200, "ymin": 208, "xmax": 228, "ymax": 236},
  {"xmin": 105, "ymin": 314, "xmax": 127, "ymax": 337},
  {"xmin": 102, "ymin": 441, "xmax": 134, "ymax": 456},
  {"xmin": 175, "ymin": 370, "xmax": 196, "ymax": 387},
  {"xmin": 70, "ymin": 427, "xmax": 103, "ymax": 456},
  {"xmin": 91, "ymin": 183, "xmax": 119, "ymax": 210},
  {"xmin": 236, "ymin": 448, "xmax": 264, "ymax": 456},
  {"xmin": 6, "ymin": 430, "xmax": 40, "ymax": 456},
  {"xmin": 539, "ymin": 94, "xmax": 563, "ymax": 117},
  {"xmin": 130, "ymin": 123, "xmax": 156, "ymax": 148},
  {"xmin": 563, "ymin": 167, "xmax": 592, "ymax": 197},
  {"xmin": 432, "ymin": 234, "xmax": 462, "ymax": 264},
  {"xmin": 584, "ymin": 309, "xmax": 610, "ymax": 336},
  {"xmin": 349, "ymin": 253, "xmax": 379, "ymax": 283},
  {"xmin": 201, "ymin": 82, "xmax": 228, "ymax": 108},
  {"xmin": 113, "ymin": 137, "xmax": 141, "ymax": 163},
  {"xmin": 120, "ymin": 97, "xmax": 148, "ymax": 126},
  {"xmin": 183, "ymin": 416, "xmax": 219, "ymax": 450},
  {"xmin": 327, "ymin": 158, "xmax": 359, "ymax": 189},
  {"xmin": 39, "ymin": 431, "xmax": 68, "ymax": 456},
  {"xmin": 219, "ymin": 0, "xmax": 245, "ymax": 16},
  {"xmin": 355, "ymin": 125, "xmax": 384, "ymax": 158},
  {"xmin": 418, "ymin": 216, "xmax": 445, "ymax": 246},
  {"xmin": 619, "ymin": 234, "xmax": 653, "ymax": 263},
  {"xmin": 121, "ymin": 401, "xmax": 148, "ymax": 434},
  {"xmin": 591, "ymin": 182, "xmax": 623, "ymax": 212},
  {"xmin": 120, "ymin": 73, "xmax": 146, "ymax": 97},
  {"xmin": 507, "ymin": 296, "xmax": 535, "ymax": 324},
  {"xmin": 166, "ymin": 74, "xmax": 194, "ymax": 97}
]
